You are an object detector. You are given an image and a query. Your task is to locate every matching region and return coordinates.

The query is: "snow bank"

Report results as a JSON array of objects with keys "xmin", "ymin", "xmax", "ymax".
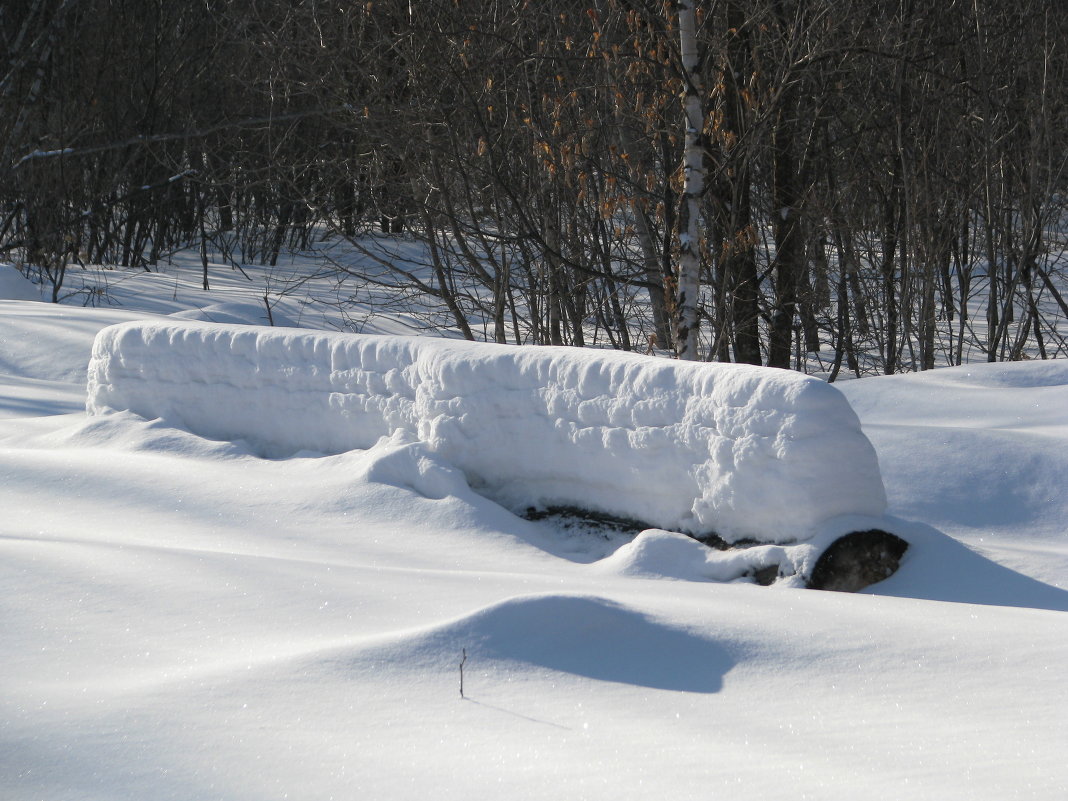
[
  {"xmin": 0, "ymin": 264, "xmax": 43, "ymax": 301},
  {"xmin": 838, "ymin": 360, "xmax": 1068, "ymax": 552},
  {"xmin": 86, "ymin": 321, "xmax": 886, "ymax": 542}
]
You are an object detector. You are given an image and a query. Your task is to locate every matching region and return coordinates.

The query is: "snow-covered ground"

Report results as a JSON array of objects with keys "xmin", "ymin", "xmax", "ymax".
[{"xmin": 2, "ymin": 260, "xmax": 1067, "ymax": 800}]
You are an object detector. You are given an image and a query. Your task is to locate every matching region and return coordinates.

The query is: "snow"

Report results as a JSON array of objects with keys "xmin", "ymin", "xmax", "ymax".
[
  {"xmin": 838, "ymin": 362, "xmax": 1068, "ymax": 590},
  {"xmin": 0, "ymin": 264, "xmax": 44, "ymax": 302},
  {"xmin": 594, "ymin": 528, "xmax": 817, "ymax": 584},
  {"xmin": 2, "ymin": 257, "xmax": 1067, "ymax": 800},
  {"xmin": 86, "ymin": 320, "xmax": 887, "ymax": 543}
]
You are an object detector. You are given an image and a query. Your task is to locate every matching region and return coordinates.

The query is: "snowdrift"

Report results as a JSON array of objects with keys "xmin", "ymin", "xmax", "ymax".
[
  {"xmin": 0, "ymin": 265, "xmax": 44, "ymax": 301},
  {"xmin": 87, "ymin": 321, "xmax": 886, "ymax": 543}
]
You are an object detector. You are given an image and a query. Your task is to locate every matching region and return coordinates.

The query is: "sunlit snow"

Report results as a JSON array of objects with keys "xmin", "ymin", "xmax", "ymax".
[
  {"xmin": 87, "ymin": 319, "xmax": 885, "ymax": 542},
  {"xmin": 2, "ymin": 260, "xmax": 1066, "ymax": 801}
]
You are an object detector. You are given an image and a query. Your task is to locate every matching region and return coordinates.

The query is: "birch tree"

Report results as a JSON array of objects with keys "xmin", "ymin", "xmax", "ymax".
[{"xmin": 674, "ymin": 0, "xmax": 706, "ymax": 360}]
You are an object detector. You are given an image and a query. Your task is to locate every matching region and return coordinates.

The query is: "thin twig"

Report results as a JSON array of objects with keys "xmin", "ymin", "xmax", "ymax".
[{"xmin": 459, "ymin": 648, "xmax": 467, "ymax": 699}]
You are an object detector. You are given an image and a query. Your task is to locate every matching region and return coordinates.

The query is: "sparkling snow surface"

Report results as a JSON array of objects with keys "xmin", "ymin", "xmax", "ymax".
[{"xmin": 2, "ymin": 260, "xmax": 1067, "ymax": 801}]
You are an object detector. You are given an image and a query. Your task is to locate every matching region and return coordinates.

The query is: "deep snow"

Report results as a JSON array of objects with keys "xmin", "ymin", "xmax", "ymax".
[
  {"xmin": 87, "ymin": 319, "xmax": 885, "ymax": 543},
  {"xmin": 2, "ymin": 260, "xmax": 1067, "ymax": 801}
]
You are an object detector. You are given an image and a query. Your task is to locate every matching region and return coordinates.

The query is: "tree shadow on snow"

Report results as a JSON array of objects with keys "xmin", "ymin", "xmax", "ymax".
[{"xmin": 867, "ymin": 518, "xmax": 1068, "ymax": 612}]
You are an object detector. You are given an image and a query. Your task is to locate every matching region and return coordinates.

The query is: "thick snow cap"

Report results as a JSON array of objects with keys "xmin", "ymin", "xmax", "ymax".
[{"xmin": 87, "ymin": 321, "xmax": 886, "ymax": 543}]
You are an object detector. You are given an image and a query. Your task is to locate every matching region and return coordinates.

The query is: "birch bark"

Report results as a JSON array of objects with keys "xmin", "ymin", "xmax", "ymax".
[{"xmin": 674, "ymin": 0, "xmax": 705, "ymax": 360}]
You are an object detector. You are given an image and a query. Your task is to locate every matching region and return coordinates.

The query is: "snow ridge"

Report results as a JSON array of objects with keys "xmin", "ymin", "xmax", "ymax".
[{"xmin": 86, "ymin": 320, "xmax": 886, "ymax": 542}]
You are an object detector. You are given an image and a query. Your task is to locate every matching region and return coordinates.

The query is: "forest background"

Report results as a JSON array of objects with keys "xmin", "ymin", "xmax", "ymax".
[{"xmin": 2, "ymin": 0, "xmax": 1066, "ymax": 375}]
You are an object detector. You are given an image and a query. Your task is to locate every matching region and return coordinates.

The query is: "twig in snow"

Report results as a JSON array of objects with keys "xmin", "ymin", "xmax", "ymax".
[{"xmin": 459, "ymin": 648, "xmax": 467, "ymax": 699}]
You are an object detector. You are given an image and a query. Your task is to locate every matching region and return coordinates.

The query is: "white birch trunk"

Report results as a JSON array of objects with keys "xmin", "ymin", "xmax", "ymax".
[{"xmin": 675, "ymin": 0, "xmax": 705, "ymax": 360}]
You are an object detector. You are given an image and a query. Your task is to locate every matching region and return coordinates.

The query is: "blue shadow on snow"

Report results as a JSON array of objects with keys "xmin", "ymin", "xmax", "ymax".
[
  {"xmin": 868, "ymin": 517, "xmax": 1068, "ymax": 612},
  {"xmin": 430, "ymin": 594, "xmax": 733, "ymax": 693}
]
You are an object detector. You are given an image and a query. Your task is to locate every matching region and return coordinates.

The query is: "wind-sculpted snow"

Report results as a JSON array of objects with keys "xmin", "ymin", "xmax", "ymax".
[{"xmin": 87, "ymin": 321, "xmax": 886, "ymax": 543}]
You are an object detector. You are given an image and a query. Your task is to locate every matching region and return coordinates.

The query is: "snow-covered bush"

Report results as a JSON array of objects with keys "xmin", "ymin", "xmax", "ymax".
[{"xmin": 87, "ymin": 321, "xmax": 886, "ymax": 543}]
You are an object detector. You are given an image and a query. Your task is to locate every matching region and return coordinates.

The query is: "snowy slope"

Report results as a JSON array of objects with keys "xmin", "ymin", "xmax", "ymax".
[
  {"xmin": 1, "ymin": 263, "xmax": 1067, "ymax": 801},
  {"xmin": 839, "ymin": 363, "xmax": 1068, "ymax": 590}
]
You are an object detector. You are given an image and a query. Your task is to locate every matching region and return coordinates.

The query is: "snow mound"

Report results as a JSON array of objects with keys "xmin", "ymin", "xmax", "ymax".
[
  {"xmin": 0, "ymin": 264, "xmax": 43, "ymax": 301},
  {"xmin": 86, "ymin": 320, "xmax": 887, "ymax": 542},
  {"xmin": 595, "ymin": 528, "xmax": 816, "ymax": 585},
  {"xmin": 171, "ymin": 300, "xmax": 295, "ymax": 327},
  {"xmin": 382, "ymin": 593, "xmax": 734, "ymax": 693}
]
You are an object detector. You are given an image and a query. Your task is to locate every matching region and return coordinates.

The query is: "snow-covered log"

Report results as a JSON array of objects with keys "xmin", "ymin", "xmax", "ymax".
[{"xmin": 87, "ymin": 321, "xmax": 887, "ymax": 544}]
